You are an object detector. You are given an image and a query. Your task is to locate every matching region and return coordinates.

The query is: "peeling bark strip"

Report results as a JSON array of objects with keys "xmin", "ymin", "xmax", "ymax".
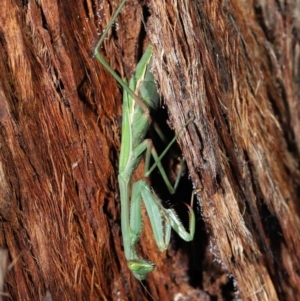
[
  {"xmin": 0, "ymin": 0, "xmax": 299, "ymax": 300},
  {"xmin": 148, "ymin": 0, "xmax": 300, "ymax": 300}
]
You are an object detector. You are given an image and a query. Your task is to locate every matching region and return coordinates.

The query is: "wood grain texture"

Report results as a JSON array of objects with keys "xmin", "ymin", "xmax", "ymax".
[
  {"xmin": 148, "ymin": 0, "xmax": 300, "ymax": 300},
  {"xmin": 0, "ymin": 0, "xmax": 299, "ymax": 300}
]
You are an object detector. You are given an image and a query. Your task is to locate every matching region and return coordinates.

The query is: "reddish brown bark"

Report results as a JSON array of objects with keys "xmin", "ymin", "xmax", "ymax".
[{"xmin": 0, "ymin": 0, "xmax": 299, "ymax": 300}]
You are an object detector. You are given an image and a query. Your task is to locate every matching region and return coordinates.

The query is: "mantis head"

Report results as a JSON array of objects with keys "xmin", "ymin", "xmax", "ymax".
[{"xmin": 127, "ymin": 259, "xmax": 155, "ymax": 280}]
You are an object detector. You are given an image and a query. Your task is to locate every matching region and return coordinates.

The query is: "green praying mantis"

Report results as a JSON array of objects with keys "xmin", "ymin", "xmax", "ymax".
[{"xmin": 94, "ymin": 0, "xmax": 195, "ymax": 280}]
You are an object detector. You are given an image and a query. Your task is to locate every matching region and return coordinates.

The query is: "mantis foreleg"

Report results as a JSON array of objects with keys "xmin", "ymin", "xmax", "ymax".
[{"xmin": 127, "ymin": 180, "xmax": 195, "ymax": 280}]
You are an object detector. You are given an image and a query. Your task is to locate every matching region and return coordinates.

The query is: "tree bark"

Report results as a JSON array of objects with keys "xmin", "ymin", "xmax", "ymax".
[{"xmin": 0, "ymin": 0, "xmax": 299, "ymax": 300}]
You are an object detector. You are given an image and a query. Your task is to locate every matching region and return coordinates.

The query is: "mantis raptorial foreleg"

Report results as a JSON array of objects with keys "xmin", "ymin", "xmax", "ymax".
[{"xmin": 94, "ymin": 0, "xmax": 195, "ymax": 280}]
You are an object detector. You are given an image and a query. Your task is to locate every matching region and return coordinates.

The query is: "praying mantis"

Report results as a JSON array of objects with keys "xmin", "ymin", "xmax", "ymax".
[{"xmin": 94, "ymin": 0, "xmax": 195, "ymax": 280}]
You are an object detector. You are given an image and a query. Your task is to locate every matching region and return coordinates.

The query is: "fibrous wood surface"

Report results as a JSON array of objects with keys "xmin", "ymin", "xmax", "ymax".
[{"xmin": 0, "ymin": 0, "xmax": 299, "ymax": 300}]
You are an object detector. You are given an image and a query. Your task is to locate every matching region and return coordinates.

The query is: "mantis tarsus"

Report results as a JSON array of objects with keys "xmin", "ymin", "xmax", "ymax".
[{"xmin": 94, "ymin": 0, "xmax": 195, "ymax": 280}]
